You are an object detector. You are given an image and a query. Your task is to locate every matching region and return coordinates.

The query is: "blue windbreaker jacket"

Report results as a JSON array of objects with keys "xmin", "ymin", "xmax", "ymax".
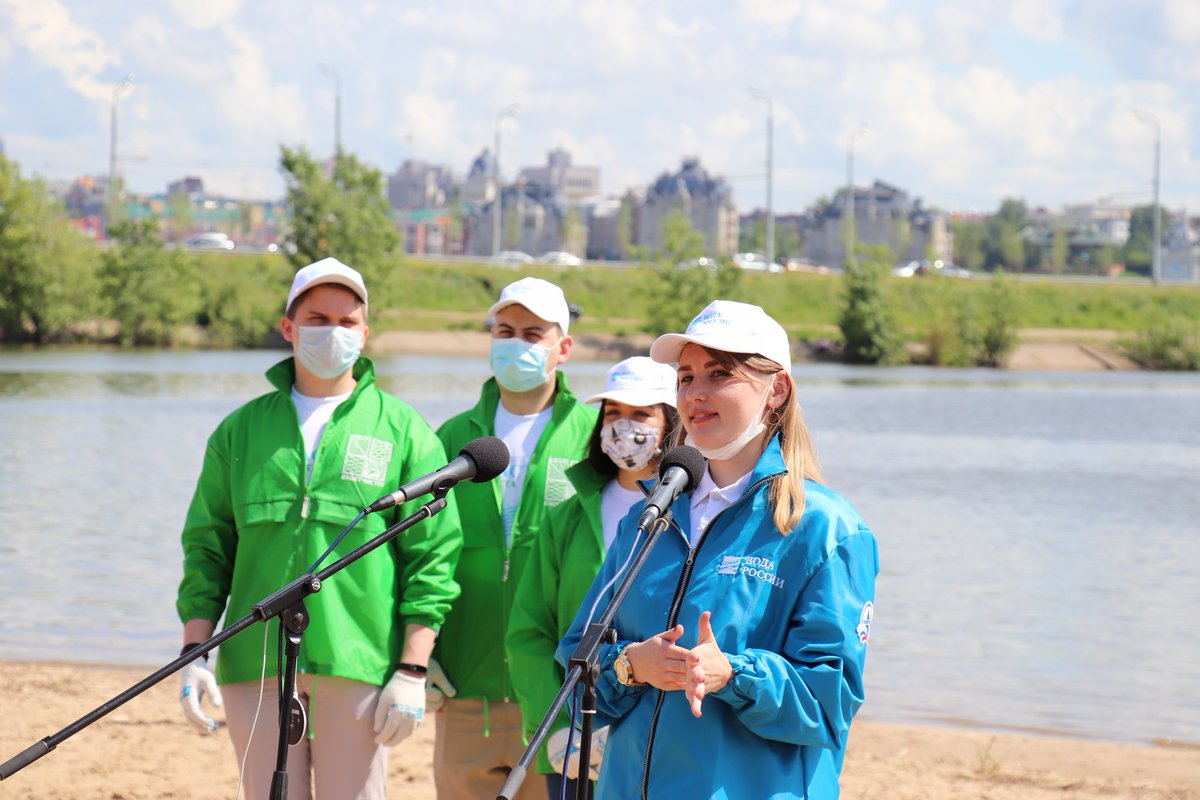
[{"xmin": 556, "ymin": 436, "xmax": 879, "ymax": 799}]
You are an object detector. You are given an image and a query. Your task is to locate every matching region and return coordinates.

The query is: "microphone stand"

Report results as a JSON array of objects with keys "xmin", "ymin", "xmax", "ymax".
[
  {"xmin": 0, "ymin": 489, "xmax": 451, "ymax": 800},
  {"xmin": 497, "ymin": 509, "xmax": 675, "ymax": 800}
]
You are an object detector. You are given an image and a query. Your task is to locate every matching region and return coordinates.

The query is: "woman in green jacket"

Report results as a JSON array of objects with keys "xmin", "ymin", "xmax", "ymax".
[{"xmin": 506, "ymin": 356, "xmax": 678, "ymax": 799}]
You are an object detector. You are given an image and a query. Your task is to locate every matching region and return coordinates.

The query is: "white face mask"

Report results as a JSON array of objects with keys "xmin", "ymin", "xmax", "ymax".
[
  {"xmin": 296, "ymin": 325, "xmax": 364, "ymax": 379},
  {"xmin": 685, "ymin": 380, "xmax": 774, "ymax": 461},
  {"xmin": 600, "ymin": 418, "xmax": 663, "ymax": 471}
]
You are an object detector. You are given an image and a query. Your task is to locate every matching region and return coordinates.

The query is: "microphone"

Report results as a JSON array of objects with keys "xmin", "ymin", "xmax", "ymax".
[
  {"xmin": 365, "ymin": 436, "xmax": 509, "ymax": 514},
  {"xmin": 637, "ymin": 445, "xmax": 706, "ymax": 531}
]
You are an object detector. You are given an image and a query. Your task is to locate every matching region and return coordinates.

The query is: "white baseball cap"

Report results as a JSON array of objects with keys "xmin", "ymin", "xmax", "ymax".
[
  {"xmin": 585, "ymin": 356, "xmax": 677, "ymax": 408},
  {"xmin": 286, "ymin": 257, "xmax": 368, "ymax": 314},
  {"xmin": 487, "ymin": 276, "xmax": 571, "ymax": 334},
  {"xmin": 649, "ymin": 300, "xmax": 792, "ymax": 373}
]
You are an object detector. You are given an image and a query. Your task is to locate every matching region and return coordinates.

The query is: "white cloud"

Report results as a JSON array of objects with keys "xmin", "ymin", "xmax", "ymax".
[
  {"xmin": 1163, "ymin": 0, "xmax": 1200, "ymax": 44},
  {"xmin": 738, "ymin": 0, "xmax": 803, "ymax": 26},
  {"xmin": 1009, "ymin": 0, "xmax": 1065, "ymax": 42},
  {"xmin": 0, "ymin": 0, "xmax": 119, "ymax": 103},
  {"xmin": 169, "ymin": 0, "xmax": 243, "ymax": 30}
]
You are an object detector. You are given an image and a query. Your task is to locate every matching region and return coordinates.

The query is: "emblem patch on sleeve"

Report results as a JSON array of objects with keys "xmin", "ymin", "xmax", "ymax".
[{"xmin": 856, "ymin": 601, "xmax": 874, "ymax": 644}]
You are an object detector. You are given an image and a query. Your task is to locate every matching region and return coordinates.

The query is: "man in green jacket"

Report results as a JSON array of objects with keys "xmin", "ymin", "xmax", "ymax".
[
  {"xmin": 432, "ymin": 276, "xmax": 598, "ymax": 800},
  {"xmin": 176, "ymin": 258, "xmax": 461, "ymax": 800}
]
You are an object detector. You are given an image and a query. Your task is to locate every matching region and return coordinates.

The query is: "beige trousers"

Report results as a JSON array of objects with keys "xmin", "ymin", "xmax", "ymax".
[
  {"xmin": 433, "ymin": 697, "xmax": 548, "ymax": 800},
  {"xmin": 222, "ymin": 674, "xmax": 389, "ymax": 800}
]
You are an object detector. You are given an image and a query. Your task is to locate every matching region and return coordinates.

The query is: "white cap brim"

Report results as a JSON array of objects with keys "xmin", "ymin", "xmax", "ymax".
[
  {"xmin": 584, "ymin": 387, "xmax": 676, "ymax": 408},
  {"xmin": 650, "ymin": 331, "xmax": 790, "ymax": 372}
]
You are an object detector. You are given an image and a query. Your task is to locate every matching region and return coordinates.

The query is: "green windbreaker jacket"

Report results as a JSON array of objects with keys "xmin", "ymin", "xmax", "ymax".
[
  {"xmin": 506, "ymin": 460, "xmax": 609, "ymax": 773},
  {"xmin": 434, "ymin": 373, "xmax": 597, "ymax": 704},
  {"xmin": 176, "ymin": 357, "xmax": 462, "ymax": 686}
]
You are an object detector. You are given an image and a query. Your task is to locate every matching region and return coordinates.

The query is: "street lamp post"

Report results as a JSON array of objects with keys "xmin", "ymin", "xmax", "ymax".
[
  {"xmin": 320, "ymin": 63, "xmax": 342, "ymax": 159},
  {"xmin": 1133, "ymin": 109, "xmax": 1161, "ymax": 285},
  {"xmin": 845, "ymin": 122, "xmax": 870, "ymax": 268},
  {"xmin": 107, "ymin": 74, "xmax": 135, "ymax": 227},
  {"xmin": 749, "ymin": 87, "xmax": 774, "ymax": 267},
  {"xmin": 492, "ymin": 103, "xmax": 520, "ymax": 257}
]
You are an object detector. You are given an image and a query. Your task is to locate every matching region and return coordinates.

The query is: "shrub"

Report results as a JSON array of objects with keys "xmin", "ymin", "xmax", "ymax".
[{"xmin": 1120, "ymin": 316, "xmax": 1200, "ymax": 370}]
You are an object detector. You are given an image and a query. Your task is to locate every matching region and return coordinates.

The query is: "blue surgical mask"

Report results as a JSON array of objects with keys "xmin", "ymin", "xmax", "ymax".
[
  {"xmin": 490, "ymin": 338, "xmax": 554, "ymax": 392},
  {"xmin": 297, "ymin": 325, "xmax": 364, "ymax": 379}
]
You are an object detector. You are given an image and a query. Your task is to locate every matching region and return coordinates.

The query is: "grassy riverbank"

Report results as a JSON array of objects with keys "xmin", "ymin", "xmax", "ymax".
[{"xmin": 18, "ymin": 250, "xmax": 1200, "ymax": 366}]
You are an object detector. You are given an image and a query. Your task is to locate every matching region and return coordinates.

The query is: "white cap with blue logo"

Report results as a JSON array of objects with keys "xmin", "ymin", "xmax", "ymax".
[
  {"xmin": 649, "ymin": 300, "xmax": 791, "ymax": 373},
  {"xmin": 584, "ymin": 356, "xmax": 677, "ymax": 408}
]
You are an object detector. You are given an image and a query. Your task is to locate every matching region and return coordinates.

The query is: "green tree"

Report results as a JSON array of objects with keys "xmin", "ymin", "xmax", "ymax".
[
  {"xmin": 643, "ymin": 210, "xmax": 741, "ymax": 336},
  {"xmin": 100, "ymin": 219, "xmax": 201, "ymax": 345},
  {"xmin": 1120, "ymin": 204, "xmax": 1170, "ymax": 276},
  {"xmin": 1050, "ymin": 225, "xmax": 1068, "ymax": 274},
  {"xmin": 978, "ymin": 269, "xmax": 1020, "ymax": 366},
  {"xmin": 561, "ymin": 206, "xmax": 586, "ymax": 256},
  {"xmin": 952, "ymin": 219, "xmax": 986, "ymax": 271},
  {"xmin": 775, "ymin": 223, "xmax": 802, "ymax": 260},
  {"xmin": 280, "ymin": 145, "xmax": 400, "ymax": 286},
  {"xmin": 839, "ymin": 244, "xmax": 902, "ymax": 364},
  {"xmin": 0, "ymin": 157, "xmax": 101, "ymax": 342},
  {"xmin": 167, "ymin": 189, "xmax": 193, "ymax": 243}
]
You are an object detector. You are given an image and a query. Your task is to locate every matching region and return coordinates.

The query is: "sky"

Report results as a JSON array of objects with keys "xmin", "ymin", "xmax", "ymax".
[{"xmin": 2, "ymin": 0, "xmax": 1199, "ymax": 216}]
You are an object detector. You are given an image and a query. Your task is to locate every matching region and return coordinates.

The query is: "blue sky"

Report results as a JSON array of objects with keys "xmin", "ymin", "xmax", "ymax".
[{"xmin": 1, "ymin": 0, "xmax": 1198, "ymax": 216}]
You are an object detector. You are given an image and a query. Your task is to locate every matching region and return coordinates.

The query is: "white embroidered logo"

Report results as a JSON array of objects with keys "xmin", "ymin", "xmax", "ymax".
[
  {"xmin": 342, "ymin": 435, "xmax": 393, "ymax": 487},
  {"xmin": 715, "ymin": 554, "xmax": 784, "ymax": 588},
  {"xmin": 717, "ymin": 555, "xmax": 742, "ymax": 575},
  {"xmin": 543, "ymin": 456, "xmax": 577, "ymax": 506}
]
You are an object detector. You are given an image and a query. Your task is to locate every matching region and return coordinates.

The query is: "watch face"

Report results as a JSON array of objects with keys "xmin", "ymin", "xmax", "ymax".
[{"xmin": 615, "ymin": 653, "xmax": 632, "ymax": 685}]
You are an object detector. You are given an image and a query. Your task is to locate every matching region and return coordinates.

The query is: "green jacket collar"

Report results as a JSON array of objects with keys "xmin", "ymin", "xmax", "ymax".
[
  {"xmin": 467, "ymin": 371, "xmax": 580, "ymax": 434},
  {"xmin": 565, "ymin": 458, "xmax": 608, "ymax": 498},
  {"xmin": 265, "ymin": 355, "xmax": 378, "ymax": 397}
]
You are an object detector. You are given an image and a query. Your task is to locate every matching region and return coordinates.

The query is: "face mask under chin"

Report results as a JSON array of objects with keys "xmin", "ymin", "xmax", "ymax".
[{"xmin": 686, "ymin": 381, "xmax": 774, "ymax": 461}]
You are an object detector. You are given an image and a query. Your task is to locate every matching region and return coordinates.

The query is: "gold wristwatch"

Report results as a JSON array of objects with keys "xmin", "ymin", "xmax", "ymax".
[{"xmin": 614, "ymin": 645, "xmax": 639, "ymax": 686}]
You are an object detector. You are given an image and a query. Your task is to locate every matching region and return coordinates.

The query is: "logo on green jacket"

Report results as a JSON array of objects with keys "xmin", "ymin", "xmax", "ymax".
[
  {"xmin": 544, "ymin": 457, "xmax": 578, "ymax": 506},
  {"xmin": 343, "ymin": 434, "xmax": 394, "ymax": 487}
]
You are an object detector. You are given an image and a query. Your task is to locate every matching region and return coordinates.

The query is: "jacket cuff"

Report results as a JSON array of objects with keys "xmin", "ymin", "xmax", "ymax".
[{"xmin": 710, "ymin": 652, "xmax": 751, "ymax": 708}]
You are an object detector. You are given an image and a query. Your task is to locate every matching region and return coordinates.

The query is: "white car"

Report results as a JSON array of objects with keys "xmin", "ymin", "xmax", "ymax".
[
  {"xmin": 183, "ymin": 232, "xmax": 235, "ymax": 251},
  {"xmin": 537, "ymin": 251, "xmax": 583, "ymax": 266},
  {"xmin": 491, "ymin": 250, "xmax": 534, "ymax": 266},
  {"xmin": 733, "ymin": 252, "xmax": 781, "ymax": 273}
]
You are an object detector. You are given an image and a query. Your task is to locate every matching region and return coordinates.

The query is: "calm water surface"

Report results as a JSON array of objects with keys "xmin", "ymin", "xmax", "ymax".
[{"xmin": 1, "ymin": 348, "xmax": 1197, "ymax": 747}]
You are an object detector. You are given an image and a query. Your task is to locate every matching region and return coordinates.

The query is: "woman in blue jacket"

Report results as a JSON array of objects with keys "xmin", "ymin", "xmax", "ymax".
[{"xmin": 557, "ymin": 300, "xmax": 879, "ymax": 800}]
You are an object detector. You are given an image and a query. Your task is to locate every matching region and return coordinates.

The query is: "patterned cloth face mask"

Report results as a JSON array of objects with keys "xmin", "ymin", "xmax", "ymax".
[
  {"xmin": 600, "ymin": 418, "xmax": 663, "ymax": 471},
  {"xmin": 297, "ymin": 325, "xmax": 364, "ymax": 379}
]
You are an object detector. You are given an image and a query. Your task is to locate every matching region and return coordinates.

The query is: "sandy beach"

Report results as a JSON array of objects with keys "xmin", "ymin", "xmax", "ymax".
[{"xmin": 1, "ymin": 661, "xmax": 1195, "ymax": 800}]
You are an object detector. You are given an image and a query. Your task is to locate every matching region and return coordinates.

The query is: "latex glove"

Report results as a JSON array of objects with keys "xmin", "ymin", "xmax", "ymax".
[
  {"xmin": 372, "ymin": 671, "xmax": 425, "ymax": 746},
  {"xmin": 547, "ymin": 725, "xmax": 609, "ymax": 780},
  {"xmin": 424, "ymin": 658, "xmax": 457, "ymax": 713},
  {"xmin": 179, "ymin": 656, "xmax": 223, "ymax": 734}
]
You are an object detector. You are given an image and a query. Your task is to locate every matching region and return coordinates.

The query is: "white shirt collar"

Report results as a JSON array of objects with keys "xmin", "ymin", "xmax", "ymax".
[{"xmin": 690, "ymin": 465, "xmax": 755, "ymax": 510}]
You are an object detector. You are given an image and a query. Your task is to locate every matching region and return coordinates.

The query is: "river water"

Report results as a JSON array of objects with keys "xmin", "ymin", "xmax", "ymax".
[{"xmin": 1, "ymin": 348, "xmax": 1197, "ymax": 747}]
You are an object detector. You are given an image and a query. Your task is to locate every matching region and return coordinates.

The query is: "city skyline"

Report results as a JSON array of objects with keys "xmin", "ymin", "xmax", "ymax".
[{"xmin": 2, "ymin": 0, "xmax": 1198, "ymax": 215}]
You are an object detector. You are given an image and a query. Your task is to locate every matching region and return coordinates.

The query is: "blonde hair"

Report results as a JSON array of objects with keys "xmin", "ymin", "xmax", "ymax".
[{"xmin": 673, "ymin": 348, "xmax": 824, "ymax": 535}]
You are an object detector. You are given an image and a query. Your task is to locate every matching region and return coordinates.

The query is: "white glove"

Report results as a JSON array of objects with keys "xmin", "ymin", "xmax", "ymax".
[
  {"xmin": 179, "ymin": 656, "xmax": 223, "ymax": 734},
  {"xmin": 547, "ymin": 725, "xmax": 609, "ymax": 781},
  {"xmin": 424, "ymin": 658, "xmax": 457, "ymax": 714},
  {"xmin": 372, "ymin": 671, "xmax": 425, "ymax": 746}
]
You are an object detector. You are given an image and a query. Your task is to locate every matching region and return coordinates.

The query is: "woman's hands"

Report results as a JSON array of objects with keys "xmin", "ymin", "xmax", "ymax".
[
  {"xmin": 623, "ymin": 611, "xmax": 732, "ymax": 717},
  {"xmin": 623, "ymin": 624, "xmax": 690, "ymax": 690},
  {"xmin": 685, "ymin": 611, "xmax": 732, "ymax": 717}
]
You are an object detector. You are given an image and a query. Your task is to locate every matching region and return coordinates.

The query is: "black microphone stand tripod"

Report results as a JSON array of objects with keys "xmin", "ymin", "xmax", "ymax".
[
  {"xmin": 497, "ymin": 509, "xmax": 675, "ymax": 800},
  {"xmin": 0, "ymin": 487, "xmax": 452, "ymax": 800}
]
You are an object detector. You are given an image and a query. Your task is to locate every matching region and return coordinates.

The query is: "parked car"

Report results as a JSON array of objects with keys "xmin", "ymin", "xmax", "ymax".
[
  {"xmin": 537, "ymin": 251, "xmax": 582, "ymax": 266},
  {"xmin": 490, "ymin": 250, "xmax": 534, "ymax": 266},
  {"xmin": 733, "ymin": 252, "xmax": 781, "ymax": 273},
  {"xmin": 183, "ymin": 232, "xmax": 235, "ymax": 251},
  {"xmin": 675, "ymin": 256, "xmax": 720, "ymax": 271},
  {"xmin": 893, "ymin": 259, "xmax": 972, "ymax": 279}
]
